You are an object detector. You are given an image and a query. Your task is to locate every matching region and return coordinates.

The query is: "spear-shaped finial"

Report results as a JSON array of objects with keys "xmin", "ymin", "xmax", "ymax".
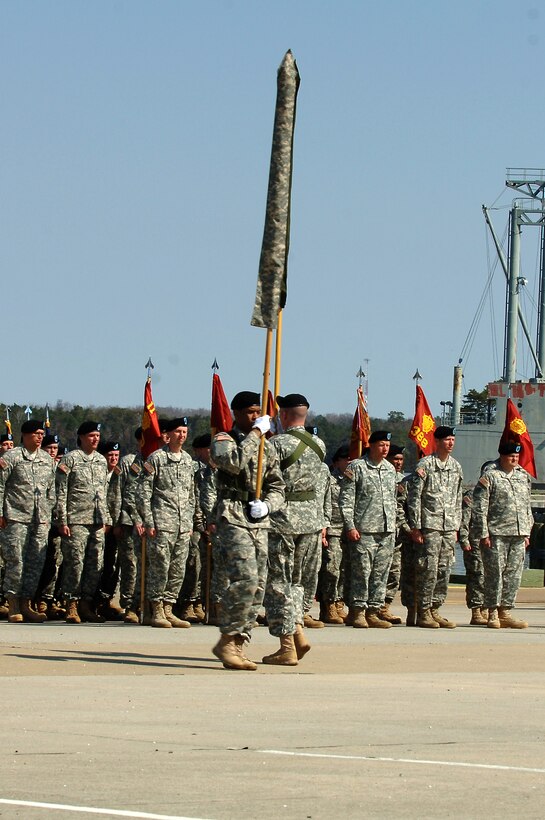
[
  {"xmin": 356, "ymin": 366, "xmax": 365, "ymax": 386},
  {"xmin": 413, "ymin": 369, "xmax": 422, "ymax": 384},
  {"xmin": 211, "ymin": 358, "xmax": 219, "ymax": 372},
  {"xmin": 145, "ymin": 358, "xmax": 154, "ymax": 379},
  {"xmin": 44, "ymin": 403, "xmax": 51, "ymax": 428},
  {"xmin": 24, "ymin": 406, "xmax": 32, "ymax": 420}
]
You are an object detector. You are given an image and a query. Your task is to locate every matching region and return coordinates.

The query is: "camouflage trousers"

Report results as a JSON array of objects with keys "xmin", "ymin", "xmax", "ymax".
[
  {"xmin": 481, "ymin": 536, "xmax": 525, "ymax": 609},
  {"xmin": 117, "ymin": 526, "xmax": 141, "ymax": 610},
  {"xmin": 61, "ymin": 525, "xmax": 105, "ymax": 601},
  {"xmin": 385, "ymin": 542, "xmax": 402, "ymax": 604},
  {"xmin": 349, "ymin": 532, "xmax": 395, "ymax": 610},
  {"xmin": 218, "ymin": 523, "xmax": 267, "ymax": 639},
  {"xmin": 294, "ymin": 530, "xmax": 322, "ymax": 614},
  {"xmin": 338, "ymin": 539, "xmax": 352, "ymax": 603},
  {"xmin": 97, "ymin": 527, "xmax": 120, "ymax": 601},
  {"xmin": 463, "ymin": 544, "xmax": 484, "ymax": 608},
  {"xmin": 210, "ymin": 532, "xmax": 229, "ymax": 604},
  {"xmin": 146, "ymin": 529, "xmax": 190, "ymax": 604},
  {"xmin": 415, "ymin": 530, "xmax": 456, "ymax": 610},
  {"xmin": 2, "ymin": 521, "xmax": 49, "ymax": 598},
  {"xmin": 36, "ymin": 529, "xmax": 63, "ymax": 600},
  {"xmin": 178, "ymin": 531, "xmax": 205, "ymax": 603},
  {"xmin": 317, "ymin": 533, "xmax": 343, "ymax": 602},
  {"xmin": 400, "ymin": 540, "xmax": 417, "ymax": 609},
  {"xmin": 265, "ymin": 531, "xmax": 319, "ymax": 637}
]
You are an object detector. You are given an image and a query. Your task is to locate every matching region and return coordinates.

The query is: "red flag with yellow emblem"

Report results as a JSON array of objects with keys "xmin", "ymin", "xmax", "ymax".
[
  {"xmin": 409, "ymin": 385, "xmax": 436, "ymax": 457},
  {"xmin": 141, "ymin": 377, "xmax": 163, "ymax": 459},
  {"xmin": 211, "ymin": 373, "xmax": 233, "ymax": 435},
  {"xmin": 500, "ymin": 398, "xmax": 537, "ymax": 478},
  {"xmin": 349, "ymin": 386, "xmax": 371, "ymax": 460}
]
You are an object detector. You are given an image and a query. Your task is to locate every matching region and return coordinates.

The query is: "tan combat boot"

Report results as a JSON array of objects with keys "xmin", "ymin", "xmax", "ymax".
[
  {"xmin": 7, "ymin": 595, "xmax": 23, "ymax": 624},
  {"xmin": 78, "ymin": 598, "xmax": 105, "ymax": 623},
  {"xmin": 65, "ymin": 599, "xmax": 81, "ymax": 624},
  {"xmin": 36, "ymin": 600, "xmax": 48, "ymax": 616},
  {"xmin": 498, "ymin": 607, "xmax": 528, "ymax": 629},
  {"xmin": 480, "ymin": 607, "xmax": 489, "ymax": 621},
  {"xmin": 303, "ymin": 613, "xmax": 325, "ymax": 629},
  {"xmin": 351, "ymin": 606, "xmax": 368, "ymax": 628},
  {"xmin": 193, "ymin": 601, "xmax": 206, "ymax": 622},
  {"xmin": 378, "ymin": 602, "xmax": 402, "ymax": 624},
  {"xmin": 487, "ymin": 608, "xmax": 501, "ymax": 628},
  {"xmin": 430, "ymin": 608, "xmax": 456, "ymax": 629},
  {"xmin": 262, "ymin": 634, "xmax": 298, "ymax": 666},
  {"xmin": 470, "ymin": 607, "xmax": 487, "ymax": 625},
  {"xmin": 336, "ymin": 601, "xmax": 347, "ymax": 621},
  {"xmin": 366, "ymin": 608, "xmax": 392, "ymax": 629},
  {"xmin": 150, "ymin": 600, "xmax": 172, "ymax": 628},
  {"xmin": 177, "ymin": 601, "xmax": 198, "ymax": 622},
  {"xmin": 212, "ymin": 634, "xmax": 247, "ymax": 670},
  {"xmin": 20, "ymin": 598, "xmax": 47, "ymax": 623},
  {"xmin": 163, "ymin": 603, "xmax": 190, "ymax": 628},
  {"xmin": 344, "ymin": 606, "xmax": 355, "ymax": 626},
  {"xmin": 0, "ymin": 599, "xmax": 9, "ymax": 618},
  {"xmin": 233, "ymin": 635, "xmax": 258, "ymax": 670},
  {"xmin": 124, "ymin": 609, "xmax": 140, "ymax": 624},
  {"xmin": 293, "ymin": 623, "xmax": 311, "ymax": 659},
  {"xmin": 322, "ymin": 602, "xmax": 344, "ymax": 625},
  {"xmin": 416, "ymin": 608, "xmax": 440, "ymax": 628},
  {"xmin": 406, "ymin": 606, "xmax": 417, "ymax": 626}
]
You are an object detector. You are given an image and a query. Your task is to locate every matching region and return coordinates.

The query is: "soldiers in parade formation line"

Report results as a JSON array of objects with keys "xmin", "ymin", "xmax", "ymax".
[{"xmin": 0, "ymin": 401, "xmax": 536, "ymax": 670}]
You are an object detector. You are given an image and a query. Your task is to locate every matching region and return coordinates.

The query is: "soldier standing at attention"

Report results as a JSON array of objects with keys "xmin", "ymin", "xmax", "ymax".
[
  {"xmin": 0, "ymin": 420, "xmax": 56, "ymax": 623},
  {"xmin": 472, "ymin": 441, "xmax": 533, "ymax": 629},
  {"xmin": 55, "ymin": 421, "xmax": 111, "ymax": 623},
  {"xmin": 210, "ymin": 391, "xmax": 284, "ymax": 671},
  {"xmin": 117, "ymin": 427, "xmax": 147, "ymax": 624},
  {"xmin": 339, "ymin": 431, "xmax": 397, "ymax": 628},
  {"xmin": 263, "ymin": 393, "xmax": 326, "ymax": 665},
  {"xmin": 96, "ymin": 441, "xmax": 124, "ymax": 620},
  {"xmin": 136, "ymin": 417, "xmax": 195, "ymax": 629},
  {"xmin": 407, "ymin": 425, "xmax": 463, "ymax": 629},
  {"xmin": 380, "ymin": 443, "xmax": 406, "ymax": 624}
]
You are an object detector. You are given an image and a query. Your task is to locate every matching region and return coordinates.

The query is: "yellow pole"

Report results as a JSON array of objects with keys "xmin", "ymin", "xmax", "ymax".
[
  {"xmin": 255, "ymin": 327, "xmax": 274, "ymax": 500},
  {"xmin": 139, "ymin": 534, "xmax": 147, "ymax": 624},
  {"xmin": 274, "ymin": 309, "xmax": 283, "ymax": 401}
]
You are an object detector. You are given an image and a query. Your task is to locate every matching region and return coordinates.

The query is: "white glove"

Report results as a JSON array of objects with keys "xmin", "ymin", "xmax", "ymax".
[
  {"xmin": 252, "ymin": 414, "xmax": 271, "ymax": 435},
  {"xmin": 249, "ymin": 499, "xmax": 269, "ymax": 519}
]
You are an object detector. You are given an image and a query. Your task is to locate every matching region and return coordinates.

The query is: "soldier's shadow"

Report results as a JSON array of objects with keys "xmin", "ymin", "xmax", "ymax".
[{"xmin": 6, "ymin": 648, "xmax": 220, "ymax": 671}]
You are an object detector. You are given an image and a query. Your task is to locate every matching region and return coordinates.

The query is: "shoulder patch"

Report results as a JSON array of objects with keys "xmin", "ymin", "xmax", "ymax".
[
  {"xmin": 344, "ymin": 467, "xmax": 354, "ymax": 481},
  {"xmin": 478, "ymin": 476, "xmax": 489, "ymax": 488},
  {"xmin": 214, "ymin": 433, "xmax": 231, "ymax": 442},
  {"xmin": 57, "ymin": 463, "xmax": 69, "ymax": 474},
  {"xmin": 130, "ymin": 462, "xmax": 142, "ymax": 475},
  {"xmin": 143, "ymin": 461, "xmax": 155, "ymax": 475},
  {"xmin": 113, "ymin": 465, "xmax": 122, "ymax": 475},
  {"xmin": 462, "ymin": 494, "xmax": 472, "ymax": 505},
  {"xmin": 0, "ymin": 457, "xmax": 7, "ymax": 469},
  {"xmin": 416, "ymin": 467, "xmax": 426, "ymax": 479}
]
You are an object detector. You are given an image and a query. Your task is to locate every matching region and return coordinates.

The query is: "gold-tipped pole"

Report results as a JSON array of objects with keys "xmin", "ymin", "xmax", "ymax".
[{"xmin": 255, "ymin": 327, "xmax": 274, "ymax": 500}]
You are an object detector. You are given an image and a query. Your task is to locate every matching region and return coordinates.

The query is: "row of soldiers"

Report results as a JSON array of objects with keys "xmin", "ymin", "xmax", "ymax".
[{"xmin": 0, "ymin": 392, "xmax": 533, "ymax": 671}]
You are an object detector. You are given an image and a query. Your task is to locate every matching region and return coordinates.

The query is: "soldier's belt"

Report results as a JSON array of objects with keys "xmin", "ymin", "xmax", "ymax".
[
  {"xmin": 285, "ymin": 490, "xmax": 316, "ymax": 502},
  {"xmin": 223, "ymin": 490, "xmax": 250, "ymax": 502}
]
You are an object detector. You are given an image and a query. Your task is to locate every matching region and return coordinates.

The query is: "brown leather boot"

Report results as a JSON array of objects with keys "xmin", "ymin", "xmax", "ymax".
[
  {"xmin": 177, "ymin": 601, "xmax": 198, "ymax": 622},
  {"xmin": 303, "ymin": 613, "xmax": 325, "ymax": 629},
  {"xmin": 487, "ymin": 608, "xmax": 501, "ymax": 629},
  {"xmin": 20, "ymin": 598, "xmax": 47, "ymax": 623},
  {"xmin": 293, "ymin": 623, "xmax": 311, "ymax": 659},
  {"xmin": 78, "ymin": 598, "xmax": 105, "ymax": 623},
  {"xmin": 97, "ymin": 600, "xmax": 124, "ymax": 621},
  {"xmin": 150, "ymin": 600, "xmax": 172, "ymax": 628},
  {"xmin": 378, "ymin": 602, "xmax": 402, "ymax": 624},
  {"xmin": 336, "ymin": 600, "xmax": 347, "ymax": 621},
  {"xmin": 0, "ymin": 599, "xmax": 9, "ymax": 619},
  {"xmin": 36, "ymin": 600, "xmax": 48, "ymax": 616},
  {"xmin": 65, "ymin": 599, "xmax": 81, "ymax": 624},
  {"xmin": 124, "ymin": 609, "xmax": 140, "ymax": 624},
  {"xmin": 416, "ymin": 608, "xmax": 440, "ymax": 629},
  {"xmin": 262, "ymin": 634, "xmax": 298, "ymax": 666},
  {"xmin": 212, "ymin": 634, "xmax": 247, "ymax": 670},
  {"xmin": 470, "ymin": 607, "xmax": 487, "ymax": 625},
  {"xmin": 498, "ymin": 607, "xmax": 528, "ymax": 629},
  {"xmin": 322, "ymin": 602, "xmax": 344, "ymax": 624},
  {"xmin": 7, "ymin": 595, "xmax": 23, "ymax": 623},
  {"xmin": 193, "ymin": 601, "xmax": 206, "ymax": 622},
  {"xmin": 233, "ymin": 635, "xmax": 258, "ymax": 670},
  {"xmin": 431, "ymin": 608, "xmax": 456, "ymax": 629},
  {"xmin": 163, "ymin": 603, "xmax": 190, "ymax": 628},
  {"xmin": 406, "ymin": 606, "xmax": 417, "ymax": 626},
  {"xmin": 366, "ymin": 608, "xmax": 392, "ymax": 628},
  {"xmin": 480, "ymin": 607, "xmax": 489, "ymax": 621},
  {"xmin": 351, "ymin": 606, "xmax": 368, "ymax": 628}
]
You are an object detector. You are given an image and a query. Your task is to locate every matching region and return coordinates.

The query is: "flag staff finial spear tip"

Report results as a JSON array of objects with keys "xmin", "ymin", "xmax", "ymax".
[
  {"xmin": 145, "ymin": 358, "xmax": 154, "ymax": 379},
  {"xmin": 24, "ymin": 406, "xmax": 32, "ymax": 420},
  {"xmin": 356, "ymin": 366, "xmax": 365, "ymax": 386},
  {"xmin": 211, "ymin": 358, "xmax": 219, "ymax": 371},
  {"xmin": 413, "ymin": 369, "xmax": 422, "ymax": 384}
]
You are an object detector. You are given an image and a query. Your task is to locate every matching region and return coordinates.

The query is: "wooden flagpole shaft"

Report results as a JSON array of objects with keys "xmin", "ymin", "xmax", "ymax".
[
  {"xmin": 255, "ymin": 327, "xmax": 274, "ymax": 500},
  {"xmin": 274, "ymin": 310, "xmax": 283, "ymax": 400}
]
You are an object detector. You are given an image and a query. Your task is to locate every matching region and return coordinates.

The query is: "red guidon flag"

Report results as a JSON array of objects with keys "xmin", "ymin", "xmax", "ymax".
[
  {"xmin": 349, "ymin": 386, "xmax": 371, "ymax": 460},
  {"xmin": 500, "ymin": 398, "xmax": 537, "ymax": 478},
  {"xmin": 211, "ymin": 373, "xmax": 233, "ymax": 435},
  {"xmin": 141, "ymin": 377, "xmax": 163, "ymax": 459},
  {"xmin": 409, "ymin": 385, "xmax": 436, "ymax": 457}
]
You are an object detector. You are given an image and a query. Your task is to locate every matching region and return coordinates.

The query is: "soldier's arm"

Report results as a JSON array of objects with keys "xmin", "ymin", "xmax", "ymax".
[
  {"xmin": 211, "ymin": 431, "xmax": 260, "ymax": 475},
  {"xmin": 261, "ymin": 447, "xmax": 285, "ymax": 514},
  {"xmin": 0, "ymin": 453, "xmax": 14, "ymax": 523},
  {"xmin": 406, "ymin": 464, "xmax": 426, "ymax": 536},
  {"xmin": 339, "ymin": 462, "xmax": 358, "ymax": 539},
  {"xmin": 200, "ymin": 468, "xmax": 218, "ymax": 528},
  {"xmin": 459, "ymin": 491, "xmax": 473, "ymax": 550},
  {"xmin": 136, "ymin": 461, "xmax": 155, "ymax": 533},
  {"xmin": 471, "ymin": 475, "xmax": 491, "ymax": 543},
  {"xmin": 53, "ymin": 455, "xmax": 72, "ymax": 529}
]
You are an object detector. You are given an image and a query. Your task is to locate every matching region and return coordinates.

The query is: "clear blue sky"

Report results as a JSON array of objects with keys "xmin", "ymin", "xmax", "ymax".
[{"xmin": 1, "ymin": 0, "xmax": 544, "ymax": 419}]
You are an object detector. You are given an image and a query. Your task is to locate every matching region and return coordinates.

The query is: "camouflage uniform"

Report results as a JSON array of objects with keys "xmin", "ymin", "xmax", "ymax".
[
  {"xmin": 136, "ymin": 446, "xmax": 195, "ymax": 604},
  {"xmin": 339, "ymin": 455, "xmax": 397, "ymax": 610},
  {"xmin": 472, "ymin": 462, "xmax": 533, "ymax": 609},
  {"xmin": 318, "ymin": 466, "xmax": 344, "ymax": 603},
  {"xmin": 0, "ymin": 447, "xmax": 56, "ymax": 598},
  {"xmin": 297, "ymin": 461, "xmax": 330, "ymax": 615},
  {"xmin": 178, "ymin": 458, "xmax": 207, "ymax": 606},
  {"xmin": 211, "ymin": 427, "xmax": 284, "ymax": 638},
  {"xmin": 384, "ymin": 472, "xmax": 407, "ymax": 605},
  {"xmin": 264, "ymin": 427, "xmax": 326, "ymax": 637},
  {"xmin": 200, "ymin": 464, "xmax": 228, "ymax": 605},
  {"xmin": 407, "ymin": 454, "xmax": 463, "ymax": 610},
  {"xmin": 117, "ymin": 452, "xmax": 145, "ymax": 610},
  {"xmin": 458, "ymin": 487, "xmax": 485, "ymax": 609},
  {"xmin": 54, "ymin": 448, "xmax": 111, "ymax": 601},
  {"xmin": 397, "ymin": 477, "xmax": 416, "ymax": 609},
  {"xmin": 97, "ymin": 464, "xmax": 123, "ymax": 602}
]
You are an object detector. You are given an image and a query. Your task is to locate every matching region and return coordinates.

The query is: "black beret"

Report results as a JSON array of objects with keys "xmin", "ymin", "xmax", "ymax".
[
  {"xmin": 164, "ymin": 417, "xmax": 188, "ymax": 432},
  {"xmin": 77, "ymin": 420, "xmax": 101, "ymax": 436},
  {"xmin": 42, "ymin": 434, "xmax": 59, "ymax": 447},
  {"xmin": 230, "ymin": 391, "xmax": 260, "ymax": 410},
  {"xmin": 498, "ymin": 441, "xmax": 521, "ymax": 455},
  {"xmin": 101, "ymin": 441, "xmax": 120, "ymax": 453},
  {"xmin": 369, "ymin": 430, "xmax": 391, "ymax": 443},
  {"xmin": 158, "ymin": 418, "xmax": 169, "ymax": 433},
  {"xmin": 21, "ymin": 420, "xmax": 45, "ymax": 434},
  {"xmin": 305, "ymin": 425, "xmax": 318, "ymax": 436},
  {"xmin": 134, "ymin": 427, "xmax": 143, "ymax": 440},
  {"xmin": 333, "ymin": 444, "xmax": 350, "ymax": 461},
  {"xmin": 387, "ymin": 444, "xmax": 405, "ymax": 458},
  {"xmin": 434, "ymin": 425, "xmax": 455, "ymax": 439},
  {"xmin": 192, "ymin": 433, "xmax": 211, "ymax": 448},
  {"xmin": 0, "ymin": 433, "xmax": 13, "ymax": 443},
  {"xmin": 276, "ymin": 393, "xmax": 309, "ymax": 409}
]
